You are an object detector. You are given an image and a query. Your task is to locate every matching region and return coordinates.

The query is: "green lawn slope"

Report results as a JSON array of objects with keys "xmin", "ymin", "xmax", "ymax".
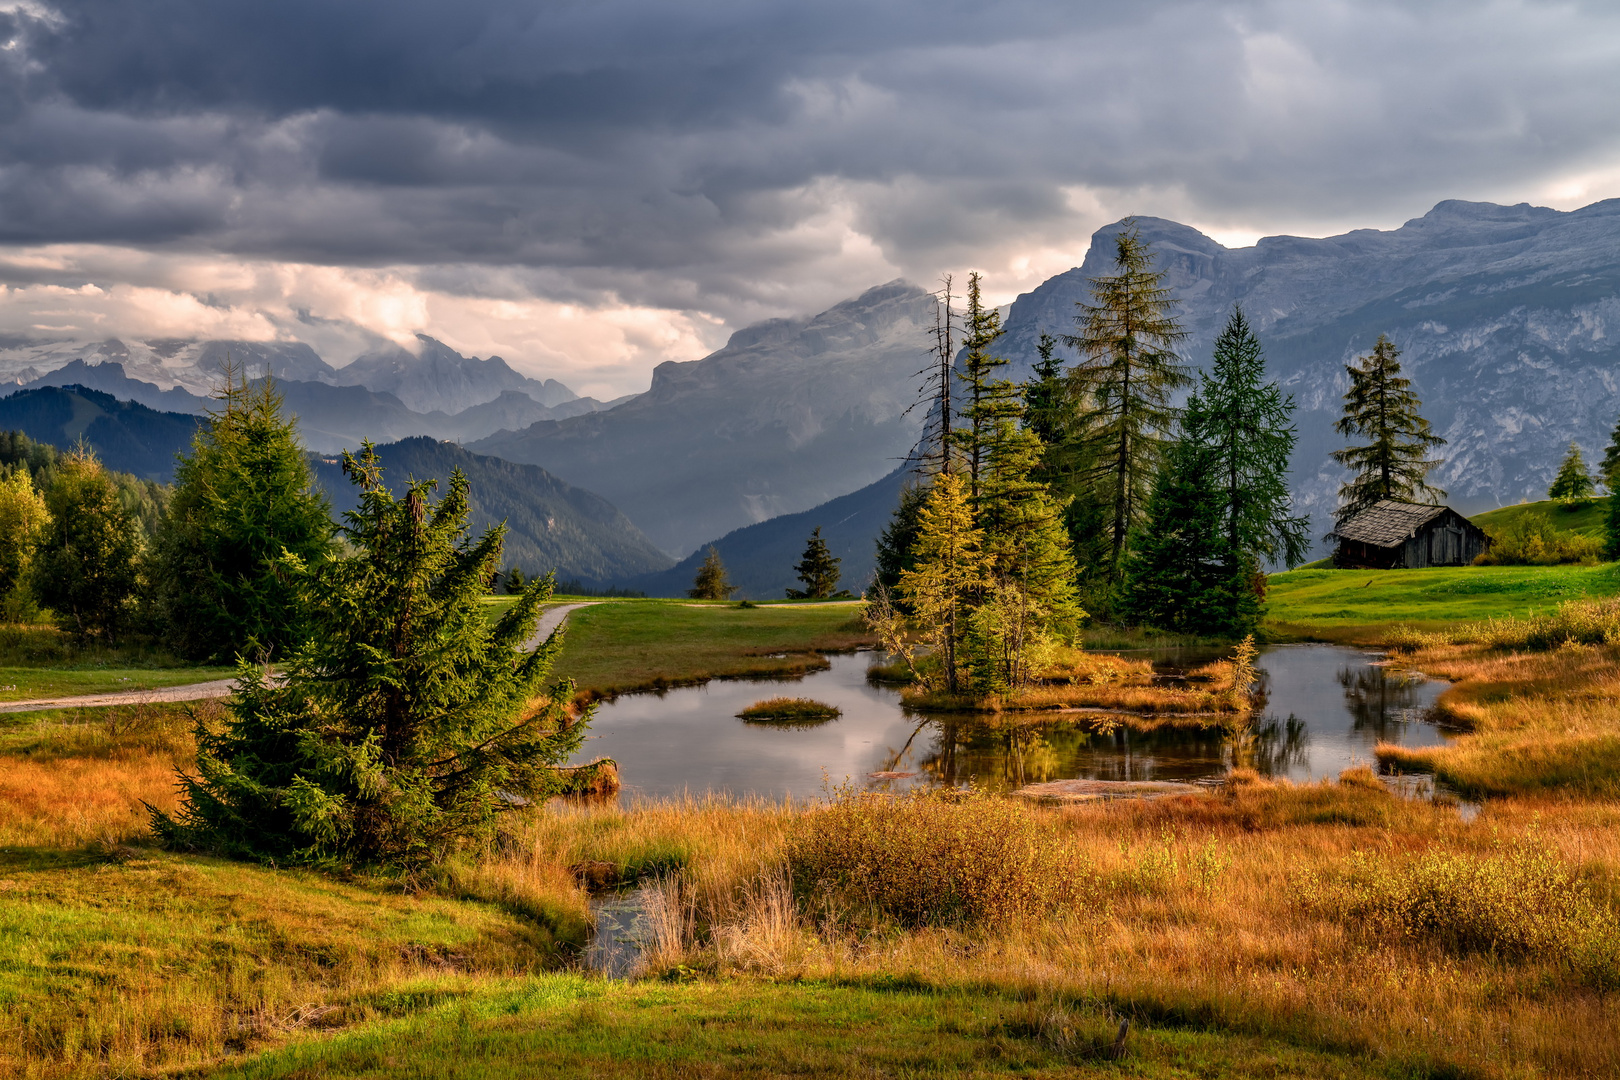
[
  {"xmin": 1471, "ymin": 496, "xmax": 1609, "ymax": 539},
  {"xmin": 1266, "ymin": 563, "xmax": 1620, "ymax": 642}
]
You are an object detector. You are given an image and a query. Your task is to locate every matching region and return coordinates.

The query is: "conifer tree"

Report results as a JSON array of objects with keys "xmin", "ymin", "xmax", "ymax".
[
  {"xmin": 1606, "ymin": 483, "xmax": 1620, "ymax": 561},
  {"xmin": 1548, "ymin": 441, "xmax": 1596, "ymax": 502},
  {"xmin": 969, "ymin": 404, "xmax": 1082, "ymax": 690},
  {"xmin": 156, "ymin": 443, "xmax": 588, "ymax": 867},
  {"xmin": 1331, "ymin": 335, "xmax": 1446, "ymax": 525},
  {"xmin": 951, "ymin": 272, "xmax": 1018, "ymax": 507},
  {"xmin": 1600, "ymin": 416, "xmax": 1620, "ymax": 491},
  {"xmin": 504, "ymin": 565, "xmax": 527, "ymax": 594},
  {"xmin": 1195, "ymin": 306, "xmax": 1308, "ymax": 633},
  {"xmin": 786, "ymin": 526, "xmax": 842, "ymax": 599},
  {"xmin": 0, "ymin": 467, "xmax": 49, "ymax": 616},
  {"xmin": 872, "ymin": 482, "xmax": 929, "ymax": 604},
  {"xmin": 31, "ymin": 446, "xmax": 140, "ymax": 642},
  {"xmin": 688, "ymin": 545, "xmax": 737, "ymax": 600},
  {"xmin": 1062, "ymin": 221, "xmax": 1191, "ymax": 582},
  {"xmin": 151, "ymin": 376, "xmax": 335, "ymax": 662},
  {"xmin": 898, "ymin": 472, "xmax": 983, "ymax": 694},
  {"xmin": 1124, "ymin": 395, "xmax": 1256, "ymax": 636}
]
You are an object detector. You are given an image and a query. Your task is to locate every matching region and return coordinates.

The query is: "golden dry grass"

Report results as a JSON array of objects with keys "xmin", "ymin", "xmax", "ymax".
[
  {"xmin": 900, "ymin": 651, "xmax": 1245, "ymax": 716},
  {"xmin": 1375, "ymin": 641, "xmax": 1620, "ymax": 797}
]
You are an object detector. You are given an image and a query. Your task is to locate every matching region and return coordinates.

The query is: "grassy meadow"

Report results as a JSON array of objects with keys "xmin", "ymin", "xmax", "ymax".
[{"xmin": 7, "ymin": 583, "xmax": 1620, "ymax": 1077}]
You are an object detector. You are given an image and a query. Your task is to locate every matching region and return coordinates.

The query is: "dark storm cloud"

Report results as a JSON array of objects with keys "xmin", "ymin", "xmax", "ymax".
[{"xmin": 0, "ymin": 0, "xmax": 1616, "ymax": 321}]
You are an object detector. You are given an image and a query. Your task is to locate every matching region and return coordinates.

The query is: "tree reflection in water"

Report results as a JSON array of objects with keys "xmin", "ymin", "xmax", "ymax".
[{"xmin": 1337, "ymin": 663, "xmax": 1429, "ymax": 740}]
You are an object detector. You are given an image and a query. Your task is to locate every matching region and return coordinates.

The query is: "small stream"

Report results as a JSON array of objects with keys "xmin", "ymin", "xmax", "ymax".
[{"xmin": 568, "ymin": 644, "xmax": 1452, "ymax": 804}]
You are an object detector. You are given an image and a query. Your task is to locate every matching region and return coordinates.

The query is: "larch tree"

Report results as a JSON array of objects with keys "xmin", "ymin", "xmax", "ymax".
[
  {"xmin": 688, "ymin": 546, "xmax": 737, "ymax": 600},
  {"xmin": 898, "ymin": 472, "xmax": 983, "ymax": 695},
  {"xmin": 156, "ymin": 443, "xmax": 590, "ymax": 868},
  {"xmin": 151, "ymin": 375, "xmax": 335, "ymax": 662},
  {"xmin": 969, "ymin": 402, "xmax": 1082, "ymax": 691},
  {"xmin": 1548, "ymin": 441, "xmax": 1596, "ymax": 502},
  {"xmin": 1062, "ymin": 221, "xmax": 1191, "ymax": 584},
  {"xmin": 31, "ymin": 446, "xmax": 141, "ymax": 643},
  {"xmin": 0, "ymin": 467, "xmax": 50, "ymax": 619},
  {"xmin": 1331, "ymin": 334, "xmax": 1447, "ymax": 525},
  {"xmin": 787, "ymin": 526, "xmax": 842, "ymax": 599},
  {"xmin": 872, "ymin": 482, "xmax": 929, "ymax": 606}
]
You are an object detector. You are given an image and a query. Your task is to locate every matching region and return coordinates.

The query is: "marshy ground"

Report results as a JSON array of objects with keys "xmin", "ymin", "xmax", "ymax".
[{"xmin": 5, "ymin": 591, "xmax": 1620, "ymax": 1077}]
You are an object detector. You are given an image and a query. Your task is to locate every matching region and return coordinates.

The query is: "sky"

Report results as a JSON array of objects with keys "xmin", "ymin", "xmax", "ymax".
[{"xmin": 0, "ymin": 0, "xmax": 1617, "ymax": 398}]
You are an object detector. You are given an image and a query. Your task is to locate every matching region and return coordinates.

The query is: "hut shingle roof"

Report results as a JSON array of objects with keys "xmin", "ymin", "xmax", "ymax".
[{"xmin": 1334, "ymin": 501, "xmax": 1449, "ymax": 547}]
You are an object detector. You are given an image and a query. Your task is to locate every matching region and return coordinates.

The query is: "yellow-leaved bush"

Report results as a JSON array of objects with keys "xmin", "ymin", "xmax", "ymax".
[{"xmin": 787, "ymin": 786, "xmax": 1091, "ymax": 927}]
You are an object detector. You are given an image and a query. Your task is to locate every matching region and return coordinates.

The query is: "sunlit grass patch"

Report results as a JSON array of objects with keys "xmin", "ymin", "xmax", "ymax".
[{"xmin": 736, "ymin": 697, "xmax": 841, "ymax": 723}]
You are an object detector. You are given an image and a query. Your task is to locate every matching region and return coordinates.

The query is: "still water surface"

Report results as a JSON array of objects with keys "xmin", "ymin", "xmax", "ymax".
[{"xmin": 568, "ymin": 644, "xmax": 1451, "ymax": 804}]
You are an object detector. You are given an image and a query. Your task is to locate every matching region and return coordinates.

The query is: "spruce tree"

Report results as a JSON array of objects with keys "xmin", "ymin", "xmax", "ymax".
[
  {"xmin": 151, "ymin": 376, "xmax": 335, "ymax": 662},
  {"xmin": 1196, "ymin": 307, "xmax": 1308, "ymax": 632},
  {"xmin": 156, "ymin": 443, "xmax": 588, "ymax": 868},
  {"xmin": 1606, "ymin": 484, "xmax": 1620, "ymax": 561},
  {"xmin": 1123, "ymin": 400, "xmax": 1221, "ymax": 632},
  {"xmin": 1548, "ymin": 441, "xmax": 1596, "ymax": 502},
  {"xmin": 1331, "ymin": 334, "xmax": 1446, "ymax": 525},
  {"xmin": 688, "ymin": 546, "xmax": 737, "ymax": 600},
  {"xmin": 1062, "ymin": 221, "xmax": 1191, "ymax": 583},
  {"xmin": 1123, "ymin": 395, "xmax": 1256, "ymax": 636},
  {"xmin": 872, "ymin": 482, "xmax": 929, "ymax": 604},
  {"xmin": 31, "ymin": 446, "xmax": 140, "ymax": 642},
  {"xmin": 505, "ymin": 565, "xmax": 527, "ymax": 594},
  {"xmin": 786, "ymin": 526, "xmax": 842, "ymax": 599},
  {"xmin": 1600, "ymin": 416, "xmax": 1620, "ymax": 491},
  {"xmin": 951, "ymin": 272, "xmax": 1016, "ymax": 508}
]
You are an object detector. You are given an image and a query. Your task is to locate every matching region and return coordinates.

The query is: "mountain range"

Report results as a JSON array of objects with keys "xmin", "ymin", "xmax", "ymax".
[
  {"xmin": 0, "ymin": 334, "xmax": 607, "ymax": 420},
  {"xmin": 4, "ymin": 196, "xmax": 1617, "ymax": 585},
  {"xmin": 472, "ymin": 281, "xmax": 937, "ymax": 556},
  {"xmin": 3, "ymin": 361, "xmax": 610, "ymax": 452}
]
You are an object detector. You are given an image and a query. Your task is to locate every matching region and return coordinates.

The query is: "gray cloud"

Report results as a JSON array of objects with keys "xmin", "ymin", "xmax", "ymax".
[{"xmin": 0, "ymin": 0, "xmax": 1614, "ymax": 343}]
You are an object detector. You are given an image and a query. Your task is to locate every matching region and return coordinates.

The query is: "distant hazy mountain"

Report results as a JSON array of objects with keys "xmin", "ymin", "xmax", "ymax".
[
  {"xmin": 336, "ymin": 335, "xmax": 578, "ymax": 413},
  {"xmin": 312, "ymin": 437, "xmax": 674, "ymax": 585},
  {"xmin": 979, "ymin": 198, "xmax": 1620, "ymax": 551},
  {"xmin": 473, "ymin": 281, "xmax": 936, "ymax": 556},
  {"xmin": 4, "ymin": 362, "xmax": 612, "ymax": 452},
  {"xmin": 0, "ymin": 386, "xmax": 201, "ymax": 481},
  {"xmin": 625, "ymin": 467, "xmax": 910, "ymax": 599},
  {"xmin": 0, "ymin": 334, "xmax": 587, "ymax": 419}
]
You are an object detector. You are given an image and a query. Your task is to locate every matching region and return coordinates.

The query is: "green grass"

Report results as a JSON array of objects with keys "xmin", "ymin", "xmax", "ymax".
[
  {"xmin": 0, "ymin": 665, "xmax": 232, "ymax": 702},
  {"xmin": 1265, "ymin": 562, "xmax": 1620, "ymax": 642},
  {"xmin": 1472, "ymin": 496, "xmax": 1610, "ymax": 539},
  {"xmin": 549, "ymin": 600, "xmax": 873, "ymax": 697},
  {"xmin": 205, "ymin": 975, "xmax": 1395, "ymax": 1080},
  {"xmin": 0, "ymin": 847, "xmax": 574, "ymax": 1078}
]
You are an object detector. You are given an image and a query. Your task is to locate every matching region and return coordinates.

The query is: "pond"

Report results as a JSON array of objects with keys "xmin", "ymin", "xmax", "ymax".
[{"xmin": 566, "ymin": 644, "xmax": 1453, "ymax": 803}]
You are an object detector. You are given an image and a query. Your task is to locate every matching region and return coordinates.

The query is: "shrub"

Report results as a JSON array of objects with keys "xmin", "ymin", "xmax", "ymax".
[
  {"xmin": 1300, "ymin": 843, "xmax": 1620, "ymax": 987},
  {"xmin": 1407, "ymin": 597, "xmax": 1620, "ymax": 651},
  {"xmin": 787, "ymin": 786, "xmax": 1090, "ymax": 926},
  {"xmin": 1476, "ymin": 512, "xmax": 1603, "ymax": 566}
]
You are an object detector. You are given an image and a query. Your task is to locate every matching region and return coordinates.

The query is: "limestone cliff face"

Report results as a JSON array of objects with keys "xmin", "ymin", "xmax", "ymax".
[
  {"xmin": 992, "ymin": 199, "xmax": 1620, "ymax": 551},
  {"xmin": 472, "ymin": 280, "xmax": 936, "ymax": 556}
]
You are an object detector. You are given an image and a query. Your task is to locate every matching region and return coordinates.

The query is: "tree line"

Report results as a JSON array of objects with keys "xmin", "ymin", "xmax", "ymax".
[
  {"xmin": 1, "ymin": 375, "xmax": 586, "ymax": 870},
  {"xmin": 869, "ymin": 220, "xmax": 1459, "ymax": 683}
]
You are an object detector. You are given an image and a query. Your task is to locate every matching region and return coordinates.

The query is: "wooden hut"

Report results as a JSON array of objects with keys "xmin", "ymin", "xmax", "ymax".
[{"xmin": 1332, "ymin": 500, "xmax": 1490, "ymax": 569}]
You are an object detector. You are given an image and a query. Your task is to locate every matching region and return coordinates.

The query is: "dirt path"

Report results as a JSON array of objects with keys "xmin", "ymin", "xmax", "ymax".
[
  {"xmin": 0, "ymin": 678, "xmax": 242, "ymax": 714},
  {"xmin": 0, "ymin": 604, "xmax": 600, "ymax": 715}
]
